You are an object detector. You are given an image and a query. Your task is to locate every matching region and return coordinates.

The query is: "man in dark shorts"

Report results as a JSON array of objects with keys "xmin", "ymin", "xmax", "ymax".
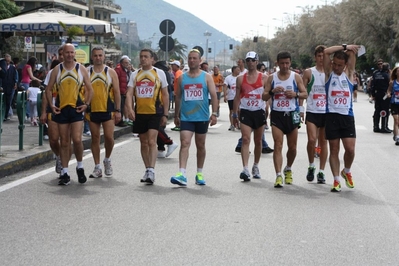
[
  {"xmin": 86, "ymin": 47, "xmax": 121, "ymax": 178},
  {"xmin": 46, "ymin": 43, "xmax": 94, "ymax": 185},
  {"xmin": 323, "ymin": 44, "xmax": 360, "ymax": 192},
  {"xmin": 125, "ymin": 48, "xmax": 169, "ymax": 184},
  {"xmin": 263, "ymin": 51, "xmax": 307, "ymax": 188}
]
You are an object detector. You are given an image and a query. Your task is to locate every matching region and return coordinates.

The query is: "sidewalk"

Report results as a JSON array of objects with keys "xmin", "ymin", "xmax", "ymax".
[{"xmin": 0, "ymin": 117, "xmax": 132, "ymax": 178}]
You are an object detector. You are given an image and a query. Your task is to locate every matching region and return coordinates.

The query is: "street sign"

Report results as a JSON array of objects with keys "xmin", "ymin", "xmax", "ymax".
[
  {"xmin": 192, "ymin": 46, "xmax": 204, "ymax": 57},
  {"xmin": 24, "ymin": 37, "xmax": 32, "ymax": 49},
  {"xmin": 159, "ymin": 19, "xmax": 175, "ymax": 35},
  {"xmin": 159, "ymin": 36, "xmax": 175, "ymax": 52}
]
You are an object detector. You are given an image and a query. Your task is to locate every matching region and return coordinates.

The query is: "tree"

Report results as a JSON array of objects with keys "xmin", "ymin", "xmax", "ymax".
[
  {"xmin": 0, "ymin": 0, "xmax": 20, "ymax": 20},
  {"xmin": 155, "ymin": 38, "xmax": 188, "ymax": 62},
  {"xmin": 58, "ymin": 21, "xmax": 85, "ymax": 43},
  {"xmin": 0, "ymin": 0, "xmax": 20, "ymax": 54}
]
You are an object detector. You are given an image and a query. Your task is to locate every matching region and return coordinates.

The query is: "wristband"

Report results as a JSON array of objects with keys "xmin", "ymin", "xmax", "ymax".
[
  {"xmin": 163, "ymin": 115, "xmax": 169, "ymax": 119},
  {"xmin": 299, "ymin": 106, "xmax": 305, "ymax": 113},
  {"xmin": 269, "ymin": 90, "xmax": 274, "ymax": 96},
  {"xmin": 232, "ymin": 113, "xmax": 238, "ymax": 119},
  {"xmin": 212, "ymin": 112, "xmax": 218, "ymax": 116}
]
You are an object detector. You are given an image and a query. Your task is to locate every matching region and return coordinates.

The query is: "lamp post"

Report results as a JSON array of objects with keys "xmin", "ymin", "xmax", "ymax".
[{"xmin": 204, "ymin": 31, "xmax": 212, "ymax": 62}]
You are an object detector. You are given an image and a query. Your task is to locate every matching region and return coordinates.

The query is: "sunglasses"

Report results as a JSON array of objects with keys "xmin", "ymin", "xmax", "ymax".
[
  {"xmin": 378, "ymin": 63, "xmax": 382, "ymax": 65},
  {"xmin": 246, "ymin": 58, "xmax": 256, "ymax": 62}
]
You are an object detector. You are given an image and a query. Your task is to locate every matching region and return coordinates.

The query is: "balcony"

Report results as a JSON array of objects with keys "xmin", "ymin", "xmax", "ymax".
[{"xmin": 93, "ymin": 0, "xmax": 122, "ymax": 14}]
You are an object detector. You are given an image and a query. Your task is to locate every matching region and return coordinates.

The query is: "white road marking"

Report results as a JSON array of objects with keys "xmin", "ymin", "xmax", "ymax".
[{"xmin": 0, "ymin": 139, "xmax": 133, "ymax": 193}]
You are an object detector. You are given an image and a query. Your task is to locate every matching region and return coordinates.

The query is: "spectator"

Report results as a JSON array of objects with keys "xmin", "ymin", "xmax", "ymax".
[
  {"xmin": 0, "ymin": 54, "xmax": 18, "ymax": 121},
  {"xmin": 27, "ymin": 79, "xmax": 41, "ymax": 126},
  {"xmin": 115, "ymin": 55, "xmax": 132, "ymax": 127}
]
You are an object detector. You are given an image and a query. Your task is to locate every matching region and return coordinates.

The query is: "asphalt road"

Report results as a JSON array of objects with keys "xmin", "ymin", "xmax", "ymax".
[{"xmin": 1, "ymin": 91, "xmax": 399, "ymax": 266}]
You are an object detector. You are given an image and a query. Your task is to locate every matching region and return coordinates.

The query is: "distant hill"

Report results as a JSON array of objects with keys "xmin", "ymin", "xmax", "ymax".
[{"xmin": 113, "ymin": 0, "xmax": 239, "ymax": 55}]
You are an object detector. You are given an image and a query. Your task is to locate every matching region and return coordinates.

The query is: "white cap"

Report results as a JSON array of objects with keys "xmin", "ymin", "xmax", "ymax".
[
  {"xmin": 120, "ymin": 55, "xmax": 131, "ymax": 61},
  {"xmin": 245, "ymin": 51, "xmax": 259, "ymax": 61},
  {"xmin": 170, "ymin": 60, "xmax": 180, "ymax": 67}
]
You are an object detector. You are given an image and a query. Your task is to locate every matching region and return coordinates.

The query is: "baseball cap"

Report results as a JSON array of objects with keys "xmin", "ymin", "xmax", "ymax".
[
  {"xmin": 120, "ymin": 55, "xmax": 131, "ymax": 61},
  {"xmin": 245, "ymin": 51, "xmax": 259, "ymax": 61},
  {"xmin": 170, "ymin": 60, "xmax": 180, "ymax": 67}
]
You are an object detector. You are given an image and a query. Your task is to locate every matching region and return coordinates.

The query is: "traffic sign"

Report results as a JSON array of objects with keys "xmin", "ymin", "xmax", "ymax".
[
  {"xmin": 159, "ymin": 19, "xmax": 175, "ymax": 35},
  {"xmin": 24, "ymin": 37, "xmax": 32, "ymax": 49},
  {"xmin": 159, "ymin": 36, "xmax": 175, "ymax": 52}
]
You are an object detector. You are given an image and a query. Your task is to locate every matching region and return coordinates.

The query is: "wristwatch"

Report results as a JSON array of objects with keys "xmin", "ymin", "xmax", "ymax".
[
  {"xmin": 342, "ymin": 44, "xmax": 347, "ymax": 50},
  {"xmin": 115, "ymin": 109, "xmax": 121, "ymax": 112},
  {"xmin": 163, "ymin": 115, "xmax": 168, "ymax": 119}
]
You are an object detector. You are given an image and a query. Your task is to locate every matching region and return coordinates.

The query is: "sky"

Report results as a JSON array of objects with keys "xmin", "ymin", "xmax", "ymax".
[{"xmin": 164, "ymin": 0, "xmax": 340, "ymax": 40}]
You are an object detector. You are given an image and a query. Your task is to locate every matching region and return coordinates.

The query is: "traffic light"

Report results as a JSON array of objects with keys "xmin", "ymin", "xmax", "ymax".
[
  {"xmin": 229, "ymin": 44, "xmax": 233, "ymax": 50},
  {"xmin": 253, "ymin": 36, "xmax": 258, "ymax": 43},
  {"xmin": 208, "ymin": 48, "xmax": 212, "ymax": 53}
]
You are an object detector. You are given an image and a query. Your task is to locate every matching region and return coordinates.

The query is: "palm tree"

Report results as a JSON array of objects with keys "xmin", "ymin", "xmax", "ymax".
[
  {"xmin": 58, "ymin": 21, "xmax": 84, "ymax": 43},
  {"xmin": 155, "ymin": 38, "xmax": 188, "ymax": 62}
]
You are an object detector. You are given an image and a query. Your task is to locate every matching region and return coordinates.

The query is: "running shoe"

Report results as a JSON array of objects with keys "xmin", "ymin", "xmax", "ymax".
[
  {"xmin": 228, "ymin": 125, "xmax": 235, "ymax": 131},
  {"xmin": 306, "ymin": 166, "xmax": 316, "ymax": 182},
  {"xmin": 284, "ymin": 169, "xmax": 293, "ymax": 184},
  {"xmin": 262, "ymin": 147, "xmax": 274, "ymax": 154},
  {"xmin": 165, "ymin": 142, "xmax": 178, "ymax": 157},
  {"xmin": 395, "ymin": 139, "xmax": 399, "ymax": 146},
  {"xmin": 252, "ymin": 165, "xmax": 261, "ymax": 179},
  {"xmin": 195, "ymin": 173, "xmax": 206, "ymax": 185},
  {"xmin": 239, "ymin": 170, "xmax": 251, "ymax": 182},
  {"xmin": 317, "ymin": 172, "xmax": 326, "ymax": 184},
  {"xmin": 331, "ymin": 180, "xmax": 341, "ymax": 192},
  {"xmin": 58, "ymin": 173, "xmax": 70, "ymax": 186},
  {"xmin": 157, "ymin": 151, "xmax": 166, "ymax": 158},
  {"xmin": 103, "ymin": 159, "xmax": 113, "ymax": 176},
  {"xmin": 76, "ymin": 168, "xmax": 87, "ymax": 184},
  {"xmin": 89, "ymin": 167, "xmax": 103, "ymax": 178},
  {"xmin": 171, "ymin": 127, "xmax": 180, "ymax": 131},
  {"xmin": 170, "ymin": 172, "xmax": 187, "ymax": 186},
  {"xmin": 55, "ymin": 157, "xmax": 62, "ymax": 174},
  {"xmin": 274, "ymin": 175, "xmax": 283, "ymax": 188},
  {"xmin": 141, "ymin": 170, "xmax": 155, "ymax": 184},
  {"xmin": 340, "ymin": 169, "xmax": 354, "ymax": 188}
]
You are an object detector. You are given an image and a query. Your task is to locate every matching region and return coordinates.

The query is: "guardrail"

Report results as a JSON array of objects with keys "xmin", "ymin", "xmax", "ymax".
[{"xmin": 0, "ymin": 91, "xmax": 45, "ymax": 152}]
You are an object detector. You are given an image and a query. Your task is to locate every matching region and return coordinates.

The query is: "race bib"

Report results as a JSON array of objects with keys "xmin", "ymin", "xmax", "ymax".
[
  {"xmin": 394, "ymin": 91, "xmax": 399, "ymax": 103},
  {"xmin": 330, "ymin": 90, "xmax": 350, "ymax": 108},
  {"xmin": 273, "ymin": 93, "xmax": 292, "ymax": 111},
  {"xmin": 312, "ymin": 93, "xmax": 327, "ymax": 111},
  {"xmin": 243, "ymin": 93, "xmax": 261, "ymax": 110},
  {"xmin": 136, "ymin": 81, "xmax": 155, "ymax": 98},
  {"xmin": 184, "ymin": 83, "xmax": 203, "ymax": 101}
]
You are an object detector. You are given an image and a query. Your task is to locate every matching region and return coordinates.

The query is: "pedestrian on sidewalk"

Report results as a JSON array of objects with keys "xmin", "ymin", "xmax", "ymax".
[{"xmin": 27, "ymin": 79, "xmax": 41, "ymax": 126}]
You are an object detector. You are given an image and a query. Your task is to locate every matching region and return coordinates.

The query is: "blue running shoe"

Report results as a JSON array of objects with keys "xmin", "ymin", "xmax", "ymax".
[
  {"xmin": 170, "ymin": 172, "xmax": 187, "ymax": 186},
  {"xmin": 195, "ymin": 173, "xmax": 206, "ymax": 185}
]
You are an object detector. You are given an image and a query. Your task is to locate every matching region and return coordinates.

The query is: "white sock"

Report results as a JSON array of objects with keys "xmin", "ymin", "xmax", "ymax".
[
  {"xmin": 179, "ymin": 168, "xmax": 186, "ymax": 175},
  {"xmin": 77, "ymin": 161, "xmax": 83, "ymax": 169}
]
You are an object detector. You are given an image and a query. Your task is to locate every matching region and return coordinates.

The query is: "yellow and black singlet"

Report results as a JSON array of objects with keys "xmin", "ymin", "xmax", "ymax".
[
  {"xmin": 88, "ymin": 66, "xmax": 115, "ymax": 112},
  {"xmin": 55, "ymin": 63, "xmax": 85, "ymax": 109}
]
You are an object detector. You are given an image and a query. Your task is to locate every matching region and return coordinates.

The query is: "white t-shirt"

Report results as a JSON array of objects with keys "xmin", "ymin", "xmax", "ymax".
[
  {"xmin": 27, "ymin": 86, "xmax": 40, "ymax": 102},
  {"xmin": 224, "ymin": 74, "xmax": 238, "ymax": 101}
]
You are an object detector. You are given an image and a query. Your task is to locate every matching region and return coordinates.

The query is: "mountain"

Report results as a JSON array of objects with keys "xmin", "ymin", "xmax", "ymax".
[{"xmin": 113, "ymin": 0, "xmax": 239, "ymax": 55}]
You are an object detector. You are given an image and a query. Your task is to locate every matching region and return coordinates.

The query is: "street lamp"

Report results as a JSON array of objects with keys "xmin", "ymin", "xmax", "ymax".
[
  {"xmin": 272, "ymin": 18, "xmax": 284, "ymax": 28},
  {"xmin": 204, "ymin": 31, "xmax": 212, "ymax": 62},
  {"xmin": 259, "ymin": 24, "xmax": 269, "ymax": 40}
]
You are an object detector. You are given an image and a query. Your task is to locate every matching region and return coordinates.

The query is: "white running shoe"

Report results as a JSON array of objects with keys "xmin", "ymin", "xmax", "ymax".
[
  {"xmin": 165, "ymin": 142, "xmax": 178, "ymax": 157},
  {"xmin": 158, "ymin": 151, "xmax": 166, "ymax": 158},
  {"xmin": 103, "ymin": 159, "xmax": 113, "ymax": 176},
  {"xmin": 252, "ymin": 165, "xmax": 261, "ymax": 179},
  {"xmin": 89, "ymin": 167, "xmax": 103, "ymax": 178}
]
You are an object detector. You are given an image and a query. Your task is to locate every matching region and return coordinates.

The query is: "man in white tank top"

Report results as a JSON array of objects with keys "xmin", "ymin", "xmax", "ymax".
[
  {"xmin": 300, "ymin": 45, "xmax": 328, "ymax": 184},
  {"xmin": 263, "ymin": 51, "xmax": 307, "ymax": 188},
  {"xmin": 323, "ymin": 44, "xmax": 360, "ymax": 192}
]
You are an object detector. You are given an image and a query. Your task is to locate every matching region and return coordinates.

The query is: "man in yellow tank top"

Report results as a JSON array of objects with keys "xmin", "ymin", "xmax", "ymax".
[
  {"xmin": 45, "ymin": 43, "xmax": 94, "ymax": 186},
  {"xmin": 85, "ymin": 47, "xmax": 121, "ymax": 178},
  {"xmin": 125, "ymin": 48, "xmax": 169, "ymax": 185}
]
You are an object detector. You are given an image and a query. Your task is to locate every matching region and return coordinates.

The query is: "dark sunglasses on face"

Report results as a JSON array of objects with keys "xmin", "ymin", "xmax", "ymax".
[{"xmin": 246, "ymin": 58, "xmax": 256, "ymax": 62}]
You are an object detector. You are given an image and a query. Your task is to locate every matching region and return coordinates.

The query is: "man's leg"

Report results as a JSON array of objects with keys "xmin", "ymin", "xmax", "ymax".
[
  {"xmin": 195, "ymin": 133, "xmax": 207, "ymax": 169},
  {"xmin": 239, "ymin": 123, "xmax": 252, "ymax": 181},
  {"xmin": 328, "ymin": 138, "xmax": 341, "ymax": 178},
  {"xmin": 317, "ymin": 127, "xmax": 328, "ymax": 183},
  {"xmin": 272, "ymin": 126, "xmax": 285, "ymax": 187},
  {"xmin": 139, "ymin": 129, "xmax": 158, "ymax": 168},
  {"xmin": 170, "ymin": 129, "xmax": 194, "ymax": 186},
  {"xmin": 306, "ymin": 122, "xmax": 318, "ymax": 181},
  {"xmin": 253, "ymin": 126, "xmax": 264, "ymax": 164},
  {"xmin": 89, "ymin": 121, "xmax": 101, "ymax": 165},
  {"xmin": 58, "ymin": 123, "xmax": 72, "ymax": 170}
]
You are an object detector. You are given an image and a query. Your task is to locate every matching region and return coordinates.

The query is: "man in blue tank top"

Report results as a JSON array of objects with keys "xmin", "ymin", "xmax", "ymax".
[{"xmin": 170, "ymin": 49, "xmax": 218, "ymax": 186}]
